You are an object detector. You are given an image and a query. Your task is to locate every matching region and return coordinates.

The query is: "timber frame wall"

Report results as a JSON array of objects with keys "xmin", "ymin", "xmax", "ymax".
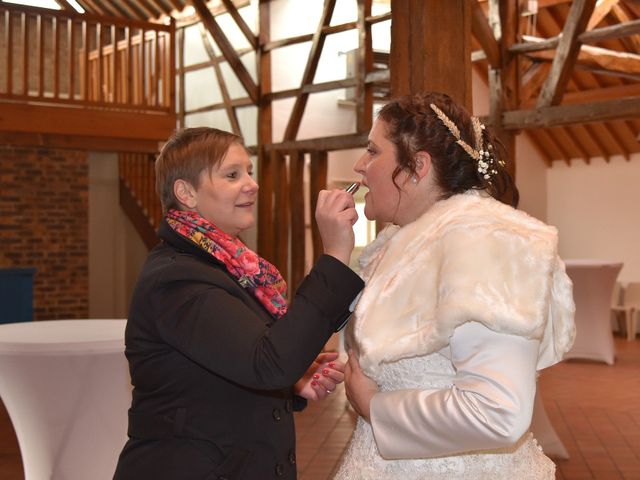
[
  {"xmin": 176, "ymin": 0, "xmax": 387, "ymax": 292},
  {"xmin": 172, "ymin": 0, "xmax": 640, "ymax": 293}
]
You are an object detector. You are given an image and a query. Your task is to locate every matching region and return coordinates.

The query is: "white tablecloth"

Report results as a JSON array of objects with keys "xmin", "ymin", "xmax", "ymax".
[
  {"xmin": 0, "ymin": 319, "xmax": 130, "ymax": 480},
  {"xmin": 564, "ymin": 260, "xmax": 623, "ymax": 365}
]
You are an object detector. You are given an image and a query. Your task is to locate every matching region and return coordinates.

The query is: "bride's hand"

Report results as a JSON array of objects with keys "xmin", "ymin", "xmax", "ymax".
[{"xmin": 344, "ymin": 350, "xmax": 378, "ymax": 421}]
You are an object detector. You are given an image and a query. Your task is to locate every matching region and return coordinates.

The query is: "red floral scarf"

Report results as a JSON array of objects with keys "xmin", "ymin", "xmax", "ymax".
[{"xmin": 166, "ymin": 209, "xmax": 288, "ymax": 319}]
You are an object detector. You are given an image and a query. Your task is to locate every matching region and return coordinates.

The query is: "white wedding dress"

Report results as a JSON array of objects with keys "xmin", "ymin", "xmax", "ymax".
[
  {"xmin": 333, "ymin": 350, "xmax": 556, "ymax": 479},
  {"xmin": 333, "ymin": 192, "xmax": 574, "ymax": 480}
]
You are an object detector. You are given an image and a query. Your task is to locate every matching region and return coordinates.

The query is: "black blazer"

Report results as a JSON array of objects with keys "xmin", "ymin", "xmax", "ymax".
[{"xmin": 113, "ymin": 221, "xmax": 363, "ymax": 480}]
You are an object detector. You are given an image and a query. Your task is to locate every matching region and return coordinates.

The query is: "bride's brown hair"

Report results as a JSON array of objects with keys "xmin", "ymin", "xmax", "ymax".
[{"xmin": 377, "ymin": 92, "xmax": 519, "ymax": 207}]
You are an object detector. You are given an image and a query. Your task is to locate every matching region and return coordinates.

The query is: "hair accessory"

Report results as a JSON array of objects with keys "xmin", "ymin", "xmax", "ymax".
[{"xmin": 429, "ymin": 103, "xmax": 500, "ymax": 181}]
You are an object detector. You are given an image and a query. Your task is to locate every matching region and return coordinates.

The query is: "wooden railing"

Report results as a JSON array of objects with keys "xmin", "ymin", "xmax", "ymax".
[
  {"xmin": 119, "ymin": 152, "xmax": 162, "ymax": 250},
  {"xmin": 0, "ymin": 3, "xmax": 175, "ymax": 112}
]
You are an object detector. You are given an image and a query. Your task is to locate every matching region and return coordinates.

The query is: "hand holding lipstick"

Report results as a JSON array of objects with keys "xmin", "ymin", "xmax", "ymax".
[{"xmin": 315, "ymin": 185, "xmax": 359, "ymax": 265}]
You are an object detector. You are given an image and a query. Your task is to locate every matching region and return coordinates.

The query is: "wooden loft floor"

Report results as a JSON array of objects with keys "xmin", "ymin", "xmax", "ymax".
[{"xmin": 0, "ymin": 3, "xmax": 176, "ymax": 152}]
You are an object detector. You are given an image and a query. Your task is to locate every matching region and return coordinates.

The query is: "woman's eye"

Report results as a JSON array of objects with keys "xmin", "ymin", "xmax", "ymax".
[
  {"xmin": 366, "ymin": 147, "xmax": 376, "ymax": 156},
  {"xmin": 227, "ymin": 171, "xmax": 238, "ymax": 179}
]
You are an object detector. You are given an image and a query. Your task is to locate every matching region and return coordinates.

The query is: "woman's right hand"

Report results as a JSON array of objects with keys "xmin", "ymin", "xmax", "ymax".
[{"xmin": 315, "ymin": 189, "xmax": 358, "ymax": 265}]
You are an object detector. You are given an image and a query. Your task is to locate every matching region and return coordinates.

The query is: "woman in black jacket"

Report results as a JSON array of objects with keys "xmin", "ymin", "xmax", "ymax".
[{"xmin": 113, "ymin": 127, "xmax": 363, "ymax": 480}]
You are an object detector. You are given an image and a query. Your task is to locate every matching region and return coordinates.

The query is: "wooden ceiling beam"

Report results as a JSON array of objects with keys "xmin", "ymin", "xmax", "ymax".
[
  {"xmin": 56, "ymin": 0, "xmax": 79, "ymax": 12},
  {"xmin": 544, "ymin": 127, "xmax": 572, "ymax": 165},
  {"xmin": 108, "ymin": 1, "xmax": 135, "ymax": 19},
  {"xmin": 129, "ymin": 0, "xmax": 157, "ymax": 19},
  {"xmin": 524, "ymin": 130, "xmax": 553, "ymax": 166},
  {"xmin": 220, "ymin": 0, "xmax": 257, "ymax": 50},
  {"xmin": 525, "ymin": 43, "xmax": 640, "ymax": 75},
  {"xmin": 471, "ymin": 0, "xmax": 500, "ymax": 68},
  {"xmin": 611, "ymin": 3, "xmax": 640, "ymax": 52},
  {"xmin": 537, "ymin": 0, "xmax": 597, "ymax": 107},
  {"xmin": 283, "ymin": 0, "xmax": 337, "ymax": 141},
  {"xmin": 147, "ymin": 0, "xmax": 172, "ymax": 16},
  {"xmin": 582, "ymin": 123, "xmax": 611, "ymax": 161},
  {"xmin": 191, "ymin": 0, "xmax": 258, "ymax": 103},
  {"xmin": 510, "ymin": 19, "xmax": 640, "ymax": 55},
  {"xmin": 115, "ymin": 0, "xmax": 148, "ymax": 21},
  {"xmin": 523, "ymin": 82, "xmax": 640, "ymax": 107},
  {"xmin": 603, "ymin": 123, "xmax": 630, "ymax": 160},
  {"xmin": 563, "ymin": 125, "xmax": 592, "ymax": 164},
  {"xmin": 165, "ymin": 0, "xmax": 183, "ymax": 11},
  {"xmin": 502, "ymin": 95, "xmax": 640, "ymax": 129},
  {"xmin": 80, "ymin": 0, "xmax": 107, "ymax": 16},
  {"xmin": 586, "ymin": 0, "xmax": 619, "ymax": 30},
  {"xmin": 95, "ymin": 2, "xmax": 124, "ymax": 18}
]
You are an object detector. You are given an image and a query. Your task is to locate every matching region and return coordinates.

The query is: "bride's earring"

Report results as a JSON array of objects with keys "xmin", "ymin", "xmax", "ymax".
[{"xmin": 411, "ymin": 176, "xmax": 418, "ymax": 184}]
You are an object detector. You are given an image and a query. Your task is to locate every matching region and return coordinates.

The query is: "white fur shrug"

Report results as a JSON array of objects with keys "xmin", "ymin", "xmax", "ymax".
[{"xmin": 347, "ymin": 191, "xmax": 576, "ymax": 374}]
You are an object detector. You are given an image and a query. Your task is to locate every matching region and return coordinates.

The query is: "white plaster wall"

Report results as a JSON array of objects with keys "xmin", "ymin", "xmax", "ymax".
[
  {"xmin": 88, "ymin": 152, "xmax": 147, "ymax": 319},
  {"xmin": 547, "ymin": 155, "xmax": 640, "ymax": 283}
]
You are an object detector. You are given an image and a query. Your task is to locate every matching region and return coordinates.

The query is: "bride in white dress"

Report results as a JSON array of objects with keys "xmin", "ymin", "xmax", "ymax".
[{"xmin": 334, "ymin": 92, "xmax": 575, "ymax": 480}]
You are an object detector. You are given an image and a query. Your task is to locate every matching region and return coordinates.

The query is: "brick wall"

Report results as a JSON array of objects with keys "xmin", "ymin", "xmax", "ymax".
[{"xmin": 0, "ymin": 145, "xmax": 88, "ymax": 319}]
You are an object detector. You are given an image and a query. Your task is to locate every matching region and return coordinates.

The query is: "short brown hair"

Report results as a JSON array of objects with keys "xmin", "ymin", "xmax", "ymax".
[
  {"xmin": 377, "ymin": 92, "xmax": 519, "ymax": 207},
  {"xmin": 155, "ymin": 127, "xmax": 243, "ymax": 212}
]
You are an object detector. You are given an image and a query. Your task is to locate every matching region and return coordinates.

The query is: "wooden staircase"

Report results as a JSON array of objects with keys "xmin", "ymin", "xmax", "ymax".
[{"xmin": 119, "ymin": 153, "xmax": 162, "ymax": 250}]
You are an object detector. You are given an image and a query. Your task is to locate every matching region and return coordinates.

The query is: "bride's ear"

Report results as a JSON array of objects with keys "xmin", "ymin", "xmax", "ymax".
[
  {"xmin": 173, "ymin": 179, "xmax": 197, "ymax": 210},
  {"xmin": 414, "ymin": 151, "xmax": 432, "ymax": 180}
]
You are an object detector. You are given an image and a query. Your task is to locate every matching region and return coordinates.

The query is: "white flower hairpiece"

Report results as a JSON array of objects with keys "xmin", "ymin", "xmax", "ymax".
[{"xmin": 429, "ymin": 103, "xmax": 501, "ymax": 181}]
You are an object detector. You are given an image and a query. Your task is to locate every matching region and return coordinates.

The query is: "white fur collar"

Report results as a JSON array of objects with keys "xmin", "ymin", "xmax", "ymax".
[{"xmin": 347, "ymin": 191, "xmax": 575, "ymax": 374}]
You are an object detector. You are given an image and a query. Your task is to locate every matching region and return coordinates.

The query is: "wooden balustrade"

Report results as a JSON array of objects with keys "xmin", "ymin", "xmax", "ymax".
[
  {"xmin": 259, "ymin": 148, "xmax": 328, "ymax": 295},
  {"xmin": 0, "ymin": 3, "xmax": 174, "ymax": 113}
]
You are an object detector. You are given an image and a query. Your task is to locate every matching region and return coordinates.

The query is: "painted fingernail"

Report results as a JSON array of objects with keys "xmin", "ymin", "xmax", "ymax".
[
  {"xmin": 328, "ymin": 363, "xmax": 335, "ymax": 368},
  {"xmin": 322, "ymin": 369, "xmax": 329, "ymax": 375},
  {"xmin": 313, "ymin": 374, "xmax": 320, "ymax": 380},
  {"xmin": 311, "ymin": 381, "xmax": 317, "ymax": 386}
]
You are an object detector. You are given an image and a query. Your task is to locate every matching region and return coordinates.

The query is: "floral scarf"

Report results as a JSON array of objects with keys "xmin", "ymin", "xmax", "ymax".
[{"xmin": 166, "ymin": 209, "xmax": 288, "ymax": 319}]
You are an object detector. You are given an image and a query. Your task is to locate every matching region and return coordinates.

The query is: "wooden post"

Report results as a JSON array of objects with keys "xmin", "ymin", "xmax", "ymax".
[
  {"xmin": 257, "ymin": 0, "xmax": 274, "ymax": 261},
  {"xmin": 488, "ymin": 0, "xmax": 520, "ymax": 184},
  {"xmin": 390, "ymin": 0, "xmax": 472, "ymax": 110}
]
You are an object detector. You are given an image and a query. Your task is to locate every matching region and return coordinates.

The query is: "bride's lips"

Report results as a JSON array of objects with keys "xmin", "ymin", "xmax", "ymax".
[{"xmin": 236, "ymin": 201, "xmax": 255, "ymax": 208}]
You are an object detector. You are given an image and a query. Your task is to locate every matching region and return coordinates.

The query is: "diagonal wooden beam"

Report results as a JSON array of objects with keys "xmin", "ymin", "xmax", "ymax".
[
  {"xmin": 471, "ymin": 0, "xmax": 500, "ymax": 68},
  {"xmin": 586, "ymin": 0, "xmax": 619, "ymax": 30},
  {"xmin": 283, "ymin": 0, "xmax": 336, "ymax": 141},
  {"xmin": 537, "ymin": 0, "xmax": 597, "ymax": 107},
  {"xmin": 198, "ymin": 24, "xmax": 242, "ymax": 136},
  {"xmin": 220, "ymin": 0, "xmax": 258, "ymax": 50},
  {"xmin": 520, "ymin": 62, "xmax": 551, "ymax": 101},
  {"xmin": 190, "ymin": 0, "xmax": 258, "ymax": 103}
]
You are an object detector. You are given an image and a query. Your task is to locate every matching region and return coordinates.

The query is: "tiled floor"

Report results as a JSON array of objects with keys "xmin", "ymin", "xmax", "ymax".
[{"xmin": 1, "ymin": 337, "xmax": 639, "ymax": 479}]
